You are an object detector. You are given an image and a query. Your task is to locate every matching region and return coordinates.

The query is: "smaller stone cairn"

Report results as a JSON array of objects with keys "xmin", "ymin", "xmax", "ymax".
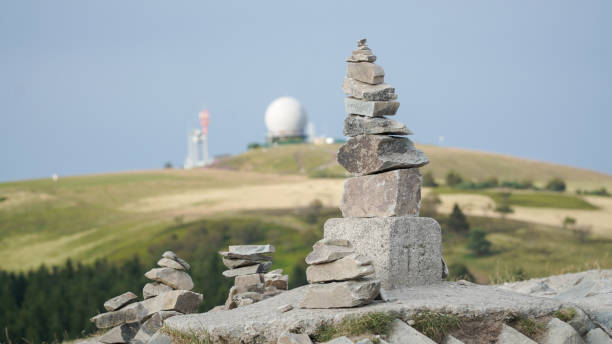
[
  {"xmin": 300, "ymin": 238, "xmax": 380, "ymax": 308},
  {"xmin": 218, "ymin": 244, "xmax": 289, "ymax": 310},
  {"xmin": 89, "ymin": 251, "xmax": 202, "ymax": 344}
]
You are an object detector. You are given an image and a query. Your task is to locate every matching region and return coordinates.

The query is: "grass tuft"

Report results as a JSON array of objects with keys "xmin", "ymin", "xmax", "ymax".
[
  {"xmin": 508, "ymin": 316, "xmax": 546, "ymax": 338},
  {"xmin": 311, "ymin": 312, "xmax": 395, "ymax": 342},
  {"xmin": 552, "ymin": 308, "xmax": 576, "ymax": 322},
  {"xmin": 411, "ymin": 312, "xmax": 462, "ymax": 342},
  {"xmin": 160, "ymin": 326, "xmax": 211, "ymax": 344}
]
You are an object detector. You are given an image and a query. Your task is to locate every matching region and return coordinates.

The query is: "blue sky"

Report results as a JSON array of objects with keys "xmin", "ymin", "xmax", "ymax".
[{"xmin": 1, "ymin": 1, "xmax": 611, "ymax": 182}]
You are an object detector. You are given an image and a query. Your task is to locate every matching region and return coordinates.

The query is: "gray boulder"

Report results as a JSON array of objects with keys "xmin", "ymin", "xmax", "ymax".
[
  {"xmin": 323, "ymin": 337, "xmax": 354, "ymax": 344},
  {"xmin": 585, "ymin": 329, "xmax": 612, "ymax": 344},
  {"xmin": 220, "ymin": 251, "xmax": 273, "ymax": 261},
  {"xmin": 344, "ymin": 98, "xmax": 399, "ymax": 117},
  {"xmin": 143, "ymin": 282, "xmax": 173, "ymax": 299},
  {"xmin": 277, "ymin": 333, "xmax": 312, "ymax": 344},
  {"xmin": 148, "ymin": 332, "xmax": 173, "ymax": 344},
  {"xmin": 144, "ymin": 267, "xmax": 194, "ymax": 290},
  {"xmin": 306, "ymin": 254, "xmax": 374, "ymax": 283},
  {"xmin": 103, "ymin": 291, "xmax": 137, "ymax": 311},
  {"xmin": 387, "ymin": 319, "xmax": 435, "ymax": 344},
  {"xmin": 343, "ymin": 115, "xmax": 410, "ymax": 137},
  {"xmin": 299, "ymin": 279, "xmax": 380, "ymax": 309},
  {"xmin": 443, "ymin": 336, "xmax": 465, "ymax": 344},
  {"xmin": 337, "ymin": 135, "xmax": 429, "ymax": 176},
  {"xmin": 90, "ymin": 302, "xmax": 148, "ymax": 329},
  {"xmin": 264, "ymin": 273, "xmax": 289, "ymax": 290},
  {"xmin": 347, "ymin": 62, "xmax": 384, "ymax": 85},
  {"xmin": 140, "ymin": 290, "xmax": 203, "ymax": 316},
  {"xmin": 98, "ymin": 323, "xmax": 140, "ymax": 344},
  {"xmin": 340, "ymin": 169, "xmax": 421, "ymax": 218},
  {"xmin": 342, "ymin": 79, "xmax": 395, "ymax": 101},
  {"xmin": 497, "ymin": 324, "xmax": 537, "ymax": 344},
  {"xmin": 542, "ymin": 318, "xmax": 585, "ymax": 344},
  {"xmin": 235, "ymin": 273, "xmax": 263, "ymax": 288}
]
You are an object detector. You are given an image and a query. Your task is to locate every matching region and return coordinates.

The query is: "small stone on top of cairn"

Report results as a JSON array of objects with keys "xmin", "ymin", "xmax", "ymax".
[
  {"xmin": 300, "ymin": 239, "xmax": 380, "ymax": 309},
  {"xmin": 217, "ymin": 244, "xmax": 289, "ymax": 310},
  {"xmin": 89, "ymin": 250, "xmax": 202, "ymax": 344}
]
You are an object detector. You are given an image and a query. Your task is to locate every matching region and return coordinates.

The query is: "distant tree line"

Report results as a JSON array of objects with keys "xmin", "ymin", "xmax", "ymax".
[{"xmin": 422, "ymin": 170, "xmax": 570, "ymax": 192}]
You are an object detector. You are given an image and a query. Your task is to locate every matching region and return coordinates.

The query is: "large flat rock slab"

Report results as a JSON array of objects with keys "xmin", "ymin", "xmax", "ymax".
[
  {"xmin": 499, "ymin": 269, "xmax": 612, "ymax": 335},
  {"xmin": 164, "ymin": 282, "xmax": 564, "ymax": 344}
]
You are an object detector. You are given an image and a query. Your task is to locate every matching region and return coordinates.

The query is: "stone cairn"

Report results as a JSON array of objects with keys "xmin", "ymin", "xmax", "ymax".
[
  {"xmin": 325, "ymin": 39, "xmax": 445, "ymax": 291},
  {"xmin": 300, "ymin": 238, "xmax": 379, "ymax": 308},
  {"xmin": 89, "ymin": 251, "xmax": 203, "ymax": 344},
  {"xmin": 218, "ymin": 244, "xmax": 289, "ymax": 310}
]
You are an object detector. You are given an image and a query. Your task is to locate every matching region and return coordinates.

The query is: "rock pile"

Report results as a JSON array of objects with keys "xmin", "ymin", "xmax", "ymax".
[
  {"xmin": 219, "ymin": 244, "xmax": 289, "ymax": 309},
  {"xmin": 89, "ymin": 251, "xmax": 202, "ymax": 344},
  {"xmin": 325, "ymin": 38, "xmax": 444, "ymax": 290},
  {"xmin": 300, "ymin": 238, "xmax": 380, "ymax": 308}
]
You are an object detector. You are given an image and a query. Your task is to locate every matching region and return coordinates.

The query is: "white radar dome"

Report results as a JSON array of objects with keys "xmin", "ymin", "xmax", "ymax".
[{"xmin": 265, "ymin": 96, "xmax": 307, "ymax": 138}]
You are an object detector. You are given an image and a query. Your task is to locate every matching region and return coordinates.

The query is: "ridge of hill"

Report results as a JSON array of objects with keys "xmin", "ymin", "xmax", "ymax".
[{"xmin": 213, "ymin": 143, "xmax": 612, "ymax": 190}]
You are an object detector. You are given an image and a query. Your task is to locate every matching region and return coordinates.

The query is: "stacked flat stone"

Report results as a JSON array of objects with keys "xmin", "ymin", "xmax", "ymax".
[
  {"xmin": 89, "ymin": 251, "xmax": 203, "ymax": 344},
  {"xmin": 218, "ymin": 245, "xmax": 289, "ymax": 310},
  {"xmin": 300, "ymin": 238, "xmax": 380, "ymax": 308},
  {"xmin": 324, "ymin": 39, "xmax": 444, "ymax": 291}
]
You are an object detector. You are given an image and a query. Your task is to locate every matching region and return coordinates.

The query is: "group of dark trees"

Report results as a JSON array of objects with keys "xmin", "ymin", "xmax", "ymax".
[{"xmin": 422, "ymin": 170, "xmax": 570, "ymax": 192}]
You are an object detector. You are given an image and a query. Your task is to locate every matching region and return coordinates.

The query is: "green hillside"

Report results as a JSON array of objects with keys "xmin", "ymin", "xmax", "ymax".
[{"xmin": 214, "ymin": 143, "xmax": 612, "ymax": 190}]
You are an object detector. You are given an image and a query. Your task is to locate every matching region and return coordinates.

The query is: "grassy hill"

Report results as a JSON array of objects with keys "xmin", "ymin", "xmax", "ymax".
[
  {"xmin": 214, "ymin": 143, "xmax": 612, "ymax": 190},
  {"xmin": 1, "ymin": 143, "xmax": 611, "ymax": 272}
]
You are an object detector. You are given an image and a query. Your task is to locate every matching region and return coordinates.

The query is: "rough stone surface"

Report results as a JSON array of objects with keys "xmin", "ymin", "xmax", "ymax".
[
  {"xmin": 497, "ymin": 324, "xmax": 537, "ymax": 344},
  {"xmin": 98, "ymin": 323, "xmax": 140, "ymax": 344},
  {"xmin": 299, "ymin": 279, "xmax": 380, "ymax": 309},
  {"xmin": 90, "ymin": 303, "xmax": 148, "ymax": 329},
  {"xmin": 387, "ymin": 319, "xmax": 436, "ymax": 344},
  {"xmin": 342, "ymin": 79, "xmax": 395, "ymax": 101},
  {"xmin": 220, "ymin": 251, "xmax": 273, "ymax": 261},
  {"xmin": 157, "ymin": 257, "xmax": 185, "ymax": 270},
  {"xmin": 346, "ymin": 50, "xmax": 376, "ymax": 63},
  {"xmin": 277, "ymin": 333, "xmax": 313, "ymax": 344},
  {"xmin": 223, "ymin": 257, "xmax": 264, "ymax": 269},
  {"xmin": 145, "ymin": 268, "xmax": 194, "ymax": 290},
  {"xmin": 132, "ymin": 312, "xmax": 162, "ymax": 343},
  {"xmin": 344, "ymin": 97, "xmax": 399, "ymax": 117},
  {"xmin": 265, "ymin": 273, "xmax": 289, "ymax": 290},
  {"xmin": 324, "ymin": 217, "xmax": 442, "ymax": 289},
  {"xmin": 324, "ymin": 337, "xmax": 354, "ymax": 344},
  {"xmin": 277, "ymin": 304, "xmax": 293, "ymax": 313},
  {"xmin": 162, "ymin": 251, "xmax": 190, "ymax": 270},
  {"xmin": 499, "ymin": 269, "xmax": 612, "ymax": 335},
  {"xmin": 143, "ymin": 282, "xmax": 173, "ymax": 299},
  {"xmin": 148, "ymin": 332, "xmax": 173, "ymax": 344},
  {"xmin": 585, "ymin": 329, "xmax": 612, "ymax": 344},
  {"xmin": 542, "ymin": 317, "xmax": 585, "ymax": 344},
  {"xmin": 103, "ymin": 291, "xmax": 138, "ymax": 311},
  {"xmin": 235, "ymin": 273, "xmax": 263, "ymax": 288},
  {"xmin": 337, "ymin": 135, "xmax": 429, "ymax": 176},
  {"xmin": 140, "ymin": 290, "xmax": 203, "ymax": 316},
  {"xmin": 222, "ymin": 262, "xmax": 272, "ymax": 277},
  {"xmin": 306, "ymin": 254, "xmax": 374, "ymax": 283},
  {"xmin": 229, "ymin": 245, "xmax": 275, "ymax": 255},
  {"xmin": 347, "ymin": 62, "xmax": 384, "ymax": 85},
  {"xmin": 340, "ymin": 169, "xmax": 421, "ymax": 218},
  {"xmin": 443, "ymin": 336, "xmax": 465, "ymax": 344},
  {"xmin": 305, "ymin": 242, "xmax": 354, "ymax": 265},
  {"xmin": 569, "ymin": 307, "xmax": 597, "ymax": 336},
  {"xmin": 343, "ymin": 115, "xmax": 411, "ymax": 137},
  {"xmin": 164, "ymin": 282, "xmax": 566, "ymax": 343}
]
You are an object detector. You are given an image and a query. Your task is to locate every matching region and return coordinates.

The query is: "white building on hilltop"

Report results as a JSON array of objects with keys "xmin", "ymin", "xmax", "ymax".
[{"xmin": 265, "ymin": 96, "xmax": 308, "ymax": 144}]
